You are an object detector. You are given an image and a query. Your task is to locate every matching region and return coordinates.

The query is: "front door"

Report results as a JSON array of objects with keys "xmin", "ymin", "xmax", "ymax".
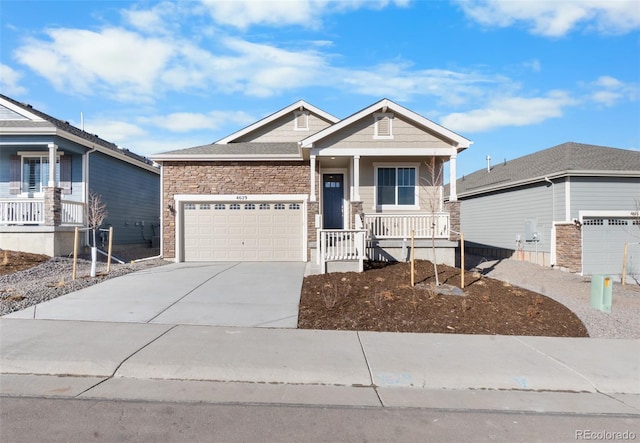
[{"xmin": 322, "ymin": 174, "xmax": 344, "ymax": 229}]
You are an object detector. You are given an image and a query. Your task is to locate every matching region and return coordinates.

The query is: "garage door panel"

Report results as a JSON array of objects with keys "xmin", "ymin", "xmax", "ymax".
[
  {"xmin": 583, "ymin": 218, "xmax": 638, "ymax": 277},
  {"xmin": 183, "ymin": 200, "xmax": 303, "ymax": 262}
]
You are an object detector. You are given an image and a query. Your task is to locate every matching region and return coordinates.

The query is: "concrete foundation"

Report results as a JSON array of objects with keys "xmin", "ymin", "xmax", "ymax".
[{"xmin": 0, "ymin": 226, "xmax": 78, "ymax": 256}]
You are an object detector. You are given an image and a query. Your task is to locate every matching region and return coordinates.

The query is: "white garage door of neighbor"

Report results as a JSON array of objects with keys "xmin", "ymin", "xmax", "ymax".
[
  {"xmin": 183, "ymin": 201, "xmax": 304, "ymax": 261},
  {"xmin": 582, "ymin": 217, "xmax": 639, "ymax": 277}
]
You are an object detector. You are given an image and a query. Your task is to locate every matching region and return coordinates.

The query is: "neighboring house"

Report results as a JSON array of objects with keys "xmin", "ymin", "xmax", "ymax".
[
  {"xmin": 0, "ymin": 94, "xmax": 160, "ymax": 256},
  {"xmin": 451, "ymin": 142, "xmax": 640, "ymax": 279},
  {"xmin": 152, "ymin": 98, "xmax": 472, "ymax": 272}
]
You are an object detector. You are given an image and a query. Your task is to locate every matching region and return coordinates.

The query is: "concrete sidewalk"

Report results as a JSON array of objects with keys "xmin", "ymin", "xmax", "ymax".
[{"xmin": 1, "ymin": 318, "xmax": 638, "ymax": 414}]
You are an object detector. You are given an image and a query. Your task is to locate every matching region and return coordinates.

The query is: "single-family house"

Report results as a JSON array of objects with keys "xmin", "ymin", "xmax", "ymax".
[
  {"xmin": 152, "ymin": 98, "xmax": 472, "ymax": 272},
  {"xmin": 0, "ymin": 94, "xmax": 160, "ymax": 256},
  {"xmin": 451, "ymin": 142, "xmax": 640, "ymax": 279}
]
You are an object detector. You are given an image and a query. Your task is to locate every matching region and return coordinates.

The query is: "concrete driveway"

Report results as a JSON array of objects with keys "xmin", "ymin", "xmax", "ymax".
[{"xmin": 5, "ymin": 262, "xmax": 306, "ymax": 328}]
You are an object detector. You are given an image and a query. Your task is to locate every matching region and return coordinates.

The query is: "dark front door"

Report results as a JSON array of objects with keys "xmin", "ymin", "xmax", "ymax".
[{"xmin": 322, "ymin": 174, "xmax": 344, "ymax": 229}]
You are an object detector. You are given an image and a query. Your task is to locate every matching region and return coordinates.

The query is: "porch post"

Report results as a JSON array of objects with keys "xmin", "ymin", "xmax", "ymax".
[
  {"xmin": 353, "ymin": 155, "xmax": 361, "ymax": 201},
  {"xmin": 48, "ymin": 143, "xmax": 58, "ymax": 187},
  {"xmin": 310, "ymin": 154, "xmax": 316, "ymax": 202},
  {"xmin": 449, "ymin": 152, "xmax": 457, "ymax": 201}
]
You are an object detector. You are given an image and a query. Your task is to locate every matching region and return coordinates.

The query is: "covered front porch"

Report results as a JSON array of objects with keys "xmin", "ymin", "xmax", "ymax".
[{"xmin": 309, "ymin": 153, "xmax": 461, "ymax": 273}]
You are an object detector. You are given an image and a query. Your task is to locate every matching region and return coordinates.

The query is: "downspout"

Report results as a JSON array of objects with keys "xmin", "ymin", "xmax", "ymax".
[{"xmin": 544, "ymin": 177, "xmax": 556, "ymax": 267}]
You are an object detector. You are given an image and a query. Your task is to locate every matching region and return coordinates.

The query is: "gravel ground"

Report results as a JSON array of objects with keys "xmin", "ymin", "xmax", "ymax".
[
  {"xmin": 0, "ymin": 251, "xmax": 170, "ymax": 316},
  {"xmin": 470, "ymin": 255, "xmax": 640, "ymax": 339},
  {"xmin": 2, "ymin": 251, "xmax": 639, "ymax": 339}
]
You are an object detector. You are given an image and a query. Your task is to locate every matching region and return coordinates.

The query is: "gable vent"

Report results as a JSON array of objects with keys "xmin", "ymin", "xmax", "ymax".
[
  {"xmin": 374, "ymin": 113, "xmax": 393, "ymax": 138},
  {"xmin": 294, "ymin": 111, "xmax": 309, "ymax": 130}
]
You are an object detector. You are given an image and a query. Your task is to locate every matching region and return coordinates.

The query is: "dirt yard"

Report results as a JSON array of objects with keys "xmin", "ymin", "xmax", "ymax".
[
  {"xmin": 1, "ymin": 250, "xmax": 589, "ymax": 337},
  {"xmin": 298, "ymin": 260, "xmax": 589, "ymax": 337}
]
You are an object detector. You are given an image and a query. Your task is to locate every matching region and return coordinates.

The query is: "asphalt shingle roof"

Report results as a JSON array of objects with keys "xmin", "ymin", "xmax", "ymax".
[
  {"xmin": 455, "ymin": 142, "xmax": 640, "ymax": 197},
  {"xmin": 157, "ymin": 142, "xmax": 301, "ymax": 158}
]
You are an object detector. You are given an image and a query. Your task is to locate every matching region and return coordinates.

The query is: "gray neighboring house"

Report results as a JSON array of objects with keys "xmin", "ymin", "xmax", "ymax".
[
  {"xmin": 451, "ymin": 142, "xmax": 640, "ymax": 279},
  {"xmin": 0, "ymin": 94, "xmax": 160, "ymax": 256}
]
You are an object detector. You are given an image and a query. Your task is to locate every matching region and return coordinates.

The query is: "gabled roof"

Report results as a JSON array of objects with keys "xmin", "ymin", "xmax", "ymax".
[
  {"xmin": 151, "ymin": 142, "xmax": 302, "ymax": 161},
  {"xmin": 215, "ymin": 100, "xmax": 339, "ymax": 144},
  {"xmin": 299, "ymin": 98, "xmax": 472, "ymax": 151},
  {"xmin": 455, "ymin": 142, "xmax": 640, "ymax": 198},
  {"xmin": 0, "ymin": 93, "xmax": 158, "ymax": 172}
]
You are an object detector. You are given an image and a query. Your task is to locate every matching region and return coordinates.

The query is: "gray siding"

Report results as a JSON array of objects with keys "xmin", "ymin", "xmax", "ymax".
[
  {"xmin": 315, "ymin": 114, "xmax": 452, "ymax": 150},
  {"xmin": 460, "ymin": 183, "xmax": 554, "ymax": 254},
  {"xmin": 0, "ymin": 104, "xmax": 28, "ymax": 120},
  {"xmin": 89, "ymin": 152, "xmax": 159, "ymax": 245},
  {"xmin": 237, "ymin": 113, "xmax": 333, "ymax": 143},
  {"xmin": 569, "ymin": 176, "xmax": 640, "ymax": 218}
]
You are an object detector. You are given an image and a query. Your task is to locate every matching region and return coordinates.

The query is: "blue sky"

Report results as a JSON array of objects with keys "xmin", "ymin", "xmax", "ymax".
[{"xmin": 1, "ymin": 0, "xmax": 639, "ymax": 181}]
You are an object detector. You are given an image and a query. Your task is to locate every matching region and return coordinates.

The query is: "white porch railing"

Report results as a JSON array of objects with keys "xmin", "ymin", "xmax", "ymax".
[
  {"xmin": 318, "ymin": 229, "xmax": 367, "ymax": 274},
  {"xmin": 0, "ymin": 199, "xmax": 43, "ymax": 224},
  {"xmin": 363, "ymin": 213, "xmax": 450, "ymax": 239},
  {"xmin": 62, "ymin": 201, "xmax": 84, "ymax": 225},
  {"xmin": 0, "ymin": 199, "xmax": 84, "ymax": 225}
]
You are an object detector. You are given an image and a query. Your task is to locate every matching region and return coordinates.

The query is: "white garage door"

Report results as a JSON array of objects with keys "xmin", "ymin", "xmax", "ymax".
[
  {"xmin": 183, "ymin": 201, "xmax": 304, "ymax": 261},
  {"xmin": 583, "ymin": 217, "xmax": 639, "ymax": 277}
]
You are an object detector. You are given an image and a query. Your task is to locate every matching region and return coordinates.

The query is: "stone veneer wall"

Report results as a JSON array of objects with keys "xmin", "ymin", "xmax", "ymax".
[
  {"xmin": 162, "ymin": 161, "xmax": 311, "ymax": 259},
  {"xmin": 555, "ymin": 223, "xmax": 582, "ymax": 273},
  {"xmin": 44, "ymin": 187, "xmax": 62, "ymax": 226},
  {"xmin": 444, "ymin": 200, "xmax": 460, "ymax": 241}
]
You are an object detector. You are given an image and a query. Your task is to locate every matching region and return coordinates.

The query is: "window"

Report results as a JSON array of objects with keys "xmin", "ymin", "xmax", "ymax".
[
  {"xmin": 274, "ymin": 203, "xmax": 286, "ymax": 210},
  {"xmin": 230, "ymin": 204, "xmax": 241, "ymax": 210},
  {"xmin": 289, "ymin": 203, "xmax": 300, "ymax": 210},
  {"xmin": 259, "ymin": 203, "xmax": 271, "ymax": 210},
  {"xmin": 10, "ymin": 153, "xmax": 71, "ymax": 195},
  {"xmin": 214, "ymin": 204, "xmax": 226, "ymax": 210},
  {"xmin": 184, "ymin": 203, "xmax": 196, "ymax": 210},
  {"xmin": 199, "ymin": 204, "xmax": 211, "ymax": 210},
  {"xmin": 22, "ymin": 155, "xmax": 60, "ymax": 193},
  {"xmin": 583, "ymin": 219, "xmax": 603, "ymax": 226},
  {"xmin": 294, "ymin": 111, "xmax": 309, "ymax": 130},
  {"xmin": 244, "ymin": 203, "xmax": 256, "ymax": 210},
  {"xmin": 374, "ymin": 113, "xmax": 393, "ymax": 139},
  {"xmin": 376, "ymin": 166, "xmax": 417, "ymax": 207}
]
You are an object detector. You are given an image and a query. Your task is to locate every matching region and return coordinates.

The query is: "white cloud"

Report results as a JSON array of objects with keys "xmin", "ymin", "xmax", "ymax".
[
  {"xmin": 440, "ymin": 90, "xmax": 578, "ymax": 132},
  {"xmin": 0, "ymin": 64, "xmax": 27, "ymax": 95},
  {"xmin": 456, "ymin": 0, "xmax": 640, "ymax": 37},
  {"xmin": 82, "ymin": 119, "xmax": 148, "ymax": 145},
  {"xmin": 14, "ymin": 28, "xmax": 175, "ymax": 100},
  {"xmin": 338, "ymin": 63, "xmax": 507, "ymax": 104},
  {"xmin": 584, "ymin": 75, "xmax": 639, "ymax": 106},
  {"xmin": 199, "ymin": 0, "xmax": 410, "ymax": 29},
  {"xmin": 138, "ymin": 110, "xmax": 254, "ymax": 132}
]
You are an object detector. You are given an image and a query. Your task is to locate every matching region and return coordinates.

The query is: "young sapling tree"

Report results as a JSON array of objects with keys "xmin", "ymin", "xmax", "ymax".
[{"xmin": 86, "ymin": 190, "xmax": 108, "ymax": 277}]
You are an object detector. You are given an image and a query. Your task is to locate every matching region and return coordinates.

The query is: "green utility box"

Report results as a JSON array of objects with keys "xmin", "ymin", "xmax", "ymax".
[{"xmin": 590, "ymin": 275, "xmax": 612, "ymax": 313}]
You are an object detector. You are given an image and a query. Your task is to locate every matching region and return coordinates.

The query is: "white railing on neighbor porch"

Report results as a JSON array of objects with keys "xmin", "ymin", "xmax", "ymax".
[
  {"xmin": 62, "ymin": 201, "xmax": 84, "ymax": 225},
  {"xmin": 363, "ymin": 213, "xmax": 450, "ymax": 239},
  {"xmin": 0, "ymin": 199, "xmax": 84, "ymax": 225},
  {"xmin": 318, "ymin": 229, "xmax": 367, "ymax": 273},
  {"xmin": 0, "ymin": 199, "xmax": 43, "ymax": 224}
]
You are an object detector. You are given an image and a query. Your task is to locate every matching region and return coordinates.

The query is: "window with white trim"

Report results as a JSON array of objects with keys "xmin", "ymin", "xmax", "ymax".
[
  {"xmin": 375, "ymin": 165, "xmax": 418, "ymax": 208},
  {"xmin": 10, "ymin": 152, "xmax": 72, "ymax": 195},
  {"xmin": 294, "ymin": 111, "xmax": 309, "ymax": 130},
  {"xmin": 22, "ymin": 155, "xmax": 60, "ymax": 193},
  {"xmin": 374, "ymin": 113, "xmax": 393, "ymax": 139}
]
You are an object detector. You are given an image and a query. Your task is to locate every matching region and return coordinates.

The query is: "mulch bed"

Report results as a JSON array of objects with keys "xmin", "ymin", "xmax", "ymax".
[{"xmin": 298, "ymin": 260, "xmax": 589, "ymax": 337}]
